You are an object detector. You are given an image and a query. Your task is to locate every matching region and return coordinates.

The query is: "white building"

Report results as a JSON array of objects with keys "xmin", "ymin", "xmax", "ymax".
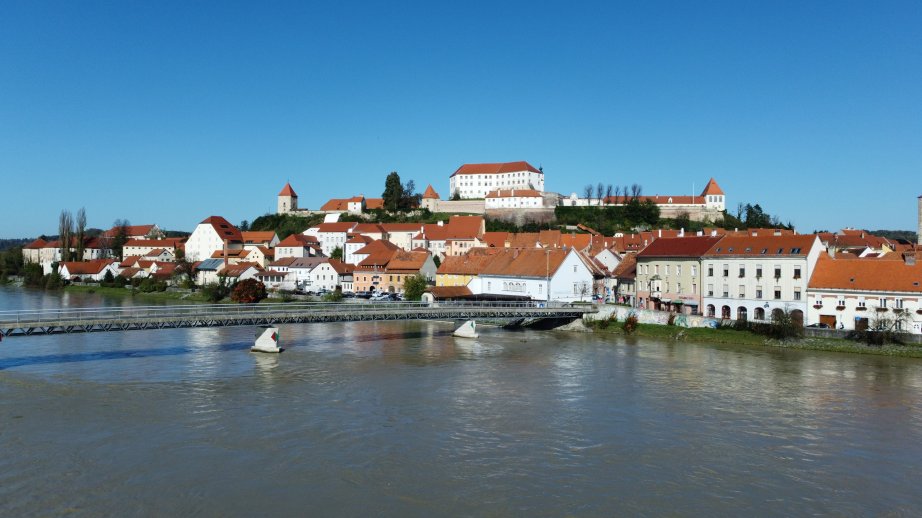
[
  {"xmin": 58, "ymin": 259, "xmax": 119, "ymax": 281},
  {"xmin": 449, "ymin": 161, "xmax": 544, "ymax": 200},
  {"xmin": 466, "ymin": 248, "xmax": 596, "ymax": 302},
  {"xmin": 484, "ymin": 189, "xmax": 544, "ymax": 209},
  {"xmin": 310, "ymin": 222, "xmax": 357, "ymax": 257},
  {"xmin": 701, "ymin": 235, "xmax": 822, "ymax": 322},
  {"xmin": 184, "ymin": 216, "xmax": 243, "ymax": 261},
  {"xmin": 808, "ymin": 254, "xmax": 922, "ymax": 333}
]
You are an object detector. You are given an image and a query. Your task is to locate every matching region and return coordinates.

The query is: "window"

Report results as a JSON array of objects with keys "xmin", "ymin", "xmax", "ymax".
[
  {"xmin": 676, "ymin": 265, "xmax": 682, "ymax": 276},
  {"xmin": 538, "ymin": 284, "xmax": 542, "ymax": 294},
  {"xmin": 739, "ymin": 285, "xmax": 745, "ymax": 298},
  {"xmin": 655, "ymin": 265, "xmax": 659, "ymax": 275},
  {"xmin": 707, "ymin": 284, "xmax": 714, "ymax": 297},
  {"xmin": 756, "ymin": 266, "xmax": 762, "ymax": 278},
  {"xmin": 879, "ymin": 298, "xmax": 887, "ymax": 308},
  {"xmin": 691, "ymin": 265, "xmax": 697, "ymax": 277},
  {"xmin": 756, "ymin": 288, "xmax": 763, "ymax": 299},
  {"xmin": 738, "ymin": 267, "xmax": 745, "ymax": 278},
  {"xmin": 774, "ymin": 289, "xmax": 782, "ymax": 300},
  {"xmin": 857, "ymin": 298, "xmax": 866, "ymax": 308},
  {"xmin": 794, "ymin": 290, "xmax": 801, "ymax": 300},
  {"xmin": 722, "ymin": 285, "xmax": 729, "ymax": 298},
  {"xmin": 573, "ymin": 265, "xmax": 577, "ymax": 273},
  {"xmin": 708, "ymin": 266, "xmax": 714, "ymax": 277},
  {"xmin": 896, "ymin": 298, "xmax": 904, "ymax": 309},
  {"xmin": 793, "ymin": 267, "xmax": 801, "ymax": 279},
  {"xmin": 722, "ymin": 264, "xmax": 729, "ymax": 277},
  {"xmin": 692, "ymin": 283, "xmax": 697, "ymax": 294},
  {"xmin": 837, "ymin": 298, "xmax": 845, "ymax": 307},
  {"xmin": 774, "ymin": 266, "xmax": 782, "ymax": 279},
  {"xmin": 665, "ymin": 282, "xmax": 670, "ymax": 292}
]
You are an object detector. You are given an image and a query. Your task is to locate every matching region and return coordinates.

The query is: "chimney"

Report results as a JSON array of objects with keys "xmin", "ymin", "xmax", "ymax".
[
  {"xmin": 438, "ymin": 221, "xmax": 444, "ymax": 227},
  {"xmin": 905, "ymin": 253, "xmax": 916, "ymax": 266},
  {"xmin": 223, "ymin": 239, "xmax": 228, "ymax": 269},
  {"xmin": 679, "ymin": 228, "xmax": 685, "ymax": 237}
]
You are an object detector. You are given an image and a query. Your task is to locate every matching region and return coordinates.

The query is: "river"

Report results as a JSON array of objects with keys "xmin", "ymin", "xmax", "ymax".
[{"xmin": 2, "ymin": 286, "xmax": 922, "ymax": 516}]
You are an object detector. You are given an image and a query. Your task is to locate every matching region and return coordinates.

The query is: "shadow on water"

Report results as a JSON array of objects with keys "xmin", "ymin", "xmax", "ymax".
[{"xmin": 0, "ymin": 346, "xmax": 194, "ymax": 370}]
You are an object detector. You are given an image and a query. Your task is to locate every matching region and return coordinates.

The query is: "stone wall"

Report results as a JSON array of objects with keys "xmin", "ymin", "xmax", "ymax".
[{"xmin": 585, "ymin": 305, "xmax": 719, "ymax": 328}]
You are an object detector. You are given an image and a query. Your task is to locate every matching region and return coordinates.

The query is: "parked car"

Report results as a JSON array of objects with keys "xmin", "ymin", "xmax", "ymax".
[{"xmin": 806, "ymin": 323, "xmax": 831, "ymax": 329}]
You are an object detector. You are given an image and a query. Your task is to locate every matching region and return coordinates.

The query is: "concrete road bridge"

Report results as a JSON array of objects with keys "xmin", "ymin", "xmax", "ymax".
[{"xmin": 0, "ymin": 301, "xmax": 595, "ymax": 338}]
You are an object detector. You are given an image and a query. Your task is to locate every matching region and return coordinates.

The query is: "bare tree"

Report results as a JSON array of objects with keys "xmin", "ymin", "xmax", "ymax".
[
  {"xmin": 58, "ymin": 209, "xmax": 73, "ymax": 263},
  {"xmin": 613, "ymin": 186, "xmax": 621, "ymax": 205},
  {"xmin": 75, "ymin": 208, "xmax": 87, "ymax": 261},
  {"xmin": 111, "ymin": 219, "xmax": 131, "ymax": 261},
  {"xmin": 583, "ymin": 184, "xmax": 593, "ymax": 204},
  {"xmin": 605, "ymin": 184, "xmax": 613, "ymax": 204},
  {"xmin": 622, "ymin": 185, "xmax": 630, "ymax": 203},
  {"xmin": 630, "ymin": 184, "xmax": 642, "ymax": 199},
  {"xmin": 595, "ymin": 183, "xmax": 604, "ymax": 206}
]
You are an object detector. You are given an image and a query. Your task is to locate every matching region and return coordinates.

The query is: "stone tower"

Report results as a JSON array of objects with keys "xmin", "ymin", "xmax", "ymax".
[{"xmin": 278, "ymin": 182, "xmax": 298, "ymax": 214}]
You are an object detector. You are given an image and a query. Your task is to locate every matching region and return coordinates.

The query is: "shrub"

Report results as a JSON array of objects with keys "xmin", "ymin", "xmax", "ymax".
[
  {"xmin": 203, "ymin": 282, "xmax": 231, "ymax": 303},
  {"xmin": 44, "ymin": 272, "xmax": 65, "ymax": 290},
  {"xmin": 403, "ymin": 274, "xmax": 428, "ymax": 301},
  {"xmin": 622, "ymin": 314, "xmax": 638, "ymax": 334},
  {"xmin": 138, "ymin": 277, "xmax": 167, "ymax": 293},
  {"xmin": 231, "ymin": 279, "xmax": 268, "ymax": 304},
  {"xmin": 22, "ymin": 263, "xmax": 44, "ymax": 288},
  {"xmin": 322, "ymin": 290, "xmax": 344, "ymax": 303}
]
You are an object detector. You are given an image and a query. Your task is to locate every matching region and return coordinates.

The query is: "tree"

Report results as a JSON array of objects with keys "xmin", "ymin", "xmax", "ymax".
[
  {"xmin": 174, "ymin": 257, "xmax": 197, "ymax": 289},
  {"xmin": 403, "ymin": 274, "xmax": 428, "ymax": 301},
  {"xmin": 583, "ymin": 184, "xmax": 593, "ymax": 204},
  {"xmin": 595, "ymin": 183, "xmax": 604, "ymax": 206},
  {"xmin": 331, "ymin": 246, "xmax": 343, "ymax": 261},
  {"xmin": 239, "ymin": 220, "xmax": 250, "ymax": 231},
  {"xmin": 111, "ymin": 219, "xmax": 131, "ymax": 261},
  {"xmin": 75, "ymin": 208, "xmax": 87, "ymax": 261},
  {"xmin": 58, "ymin": 210, "xmax": 74, "ymax": 263},
  {"xmin": 605, "ymin": 184, "xmax": 613, "ymax": 203},
  {"xmin": 630, "ymin": 184, "xmax": 642, "ymax": 199},
  {"xmin": 383, "ymin": 171, "xmax": 404, "ymax": 211},
  {"xmin": 231, "ymin": 279, "xmax": 268, "ymax": 304}
]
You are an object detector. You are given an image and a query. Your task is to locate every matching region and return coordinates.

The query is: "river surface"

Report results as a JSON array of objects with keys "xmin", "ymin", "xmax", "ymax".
[{"xmin": 2, "ymin": 286, "xmax": 922, "ymax": 516}]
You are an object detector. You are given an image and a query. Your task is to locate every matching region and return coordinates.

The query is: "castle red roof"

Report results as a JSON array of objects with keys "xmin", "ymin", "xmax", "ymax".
[
  {"xmin": 278, "ymin": 182, "xmax": 297, "ymax": 197},
  {"xmin": 451, "ymin": 161, "xmax": 541, "ymax": 177}
]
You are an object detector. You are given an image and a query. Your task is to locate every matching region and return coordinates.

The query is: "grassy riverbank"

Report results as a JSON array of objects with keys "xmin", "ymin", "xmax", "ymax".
[
  {"xmin": 64, "ymin": 284, "xmax": 214, "ymax": 303},
  {"xmin": 585, "ymin": 321, "xmax": 922, "ymax": 358}
]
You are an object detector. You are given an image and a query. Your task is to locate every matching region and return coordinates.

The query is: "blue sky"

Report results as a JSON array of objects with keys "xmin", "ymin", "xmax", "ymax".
[{"xmin": 2, "ymin": 1, "xmax": 920, "ymax": 237}]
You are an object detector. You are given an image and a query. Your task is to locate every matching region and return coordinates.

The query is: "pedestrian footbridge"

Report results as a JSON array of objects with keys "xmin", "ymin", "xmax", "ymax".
[{"xmin": 0, "ymin": 301, "xmax": 595, "ymax": 338}]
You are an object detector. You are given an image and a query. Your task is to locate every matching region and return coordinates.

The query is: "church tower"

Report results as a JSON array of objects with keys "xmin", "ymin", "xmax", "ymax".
[{"xmin": 278, "ymin": 182, "xmax": 298, "ymax": 214}]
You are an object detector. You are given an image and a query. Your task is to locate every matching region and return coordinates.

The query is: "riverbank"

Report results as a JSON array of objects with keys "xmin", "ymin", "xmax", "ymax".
[{"xmin": 578, "ymin": 321, "xmax": 922, "ymax": 358}]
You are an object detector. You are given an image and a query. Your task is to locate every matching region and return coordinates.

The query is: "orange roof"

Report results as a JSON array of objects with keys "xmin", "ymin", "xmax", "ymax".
[
  {"xmin": 320, "ymin": 198, "xmax": 350, "ymax": 211},
  {"xmin": 700, "ymin": 178, "xmax": 724, "ymax": 196},
  {"xmin": 613, "ymin": 253, "xmax": 637, "ymax": 279},
  {"xmin": 277, "ymin": 234, "xmax": 318, "ymax": 247},
  {"xmin": 703, "ymin": 235, "xmax": 819, "ymax": 257},
  {"xmin": 221, "ymin": 263, "xmax": 263, "ymax": 277},
  {"xmin": 317, "ymin": 222, "xmax": 357, "ymax": 233},
  {"xmin": 386, "ymin": 250, "xmax": 430, "ymax": 272},
  {"xmin": 347, "ymin": 235, "xmax": 374, "ymax": 245},
  {"xmin": 200, "ymin": 216, "xmax": 242, "ymax": 242},
  {"xmin": 637, "ymin": 236, "xmax": 724, "ymax": 258},
  {"xmin": 426, "ymin": 286, "xmax": 474, "ymax": 299},
  {"xmin": 278, "ymin": 182, "xmax": 297, "ymax": 197},
  {"xmin": 327, "ymin": 259, "xmax": 354, "ymax": 274},
  {"xmin": 210, "ymin": 249, "xmax": 249, "ymax": 258},
  {"xmin": 380, "ymin": 223, "xmax": 425, "ymax": 233},
  {"xmin": 451, "ymin": 161, "xmax": 541, "ymax": 177},
  {"xmin": 365, "ymin": 198, "xmax": 385, "ymax": 210},
  {"xmin": 485, "ymin": 189, "xmax": 542, "ymax": 198},
  {"xmin": 242, "ymin": 231, "xmax": 277, "ymax": 244},
  {"xmin": 102, "ymin": 224, "xmax": 156, "ymax": 238},
  {"xmin": 437, "ymin": 248, "xmax": 502, "ymax": 275},
  {"xmin": 23, "ymin": 238, "xmax": 48, "ymax": 249},
  {"xmin": 60, "ymin": 259, "xmax": 115, "ymax": 275},
  {"xmin": 809, "ymin": 255, "xmax": 922, "ymax": 292},
  {"xmin": 479, "ymin": 248, "xmax": 569, "ymax": 278},
  {"xmin": 351, "ymin": 223, "xmax": 385, "ymax": 234},
  {"xmin": 560, "ymin": 234, "xmax": 592, "ymax": 251},
  {"xmin": 480, "ymin": 232, "xmax": 510, "ymax": 248},
  {"xmin": 422, "ymin": 184, "xmax": 440, "ymax": 199}
]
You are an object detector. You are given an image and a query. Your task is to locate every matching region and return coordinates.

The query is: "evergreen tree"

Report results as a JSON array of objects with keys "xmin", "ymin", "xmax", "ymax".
[{"xmin": 383, "ymin": 171, "xmax": 404, "ymax": 212}]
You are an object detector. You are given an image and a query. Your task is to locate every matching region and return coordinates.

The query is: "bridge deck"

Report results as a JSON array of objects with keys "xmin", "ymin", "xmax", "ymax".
[{"xmin": 0, "ymin": 301, "xmax": 594, "ymax": 338}]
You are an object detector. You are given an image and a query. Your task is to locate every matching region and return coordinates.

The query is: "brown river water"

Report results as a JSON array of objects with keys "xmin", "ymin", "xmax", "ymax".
[{"xmin": 2, "ymin": 286, "xmax": 922, "ymax": 516}]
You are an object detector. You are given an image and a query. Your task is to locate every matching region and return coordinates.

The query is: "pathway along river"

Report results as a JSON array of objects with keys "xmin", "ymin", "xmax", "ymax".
[{"xmin": 2, "ymin": 286, "xmax": 922, "ymax": 515}]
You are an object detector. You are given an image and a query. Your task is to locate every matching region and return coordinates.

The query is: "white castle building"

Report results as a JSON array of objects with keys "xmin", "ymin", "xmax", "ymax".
[{"xmin": 449, "ymin": 161, "xmax": 544, "ymax": 199}]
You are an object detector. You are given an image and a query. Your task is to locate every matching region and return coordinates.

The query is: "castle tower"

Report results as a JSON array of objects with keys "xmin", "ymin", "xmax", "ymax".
[
  {"xmin": 278, "ymin": 182, "xmax": 298, "ymax": 214},
  {"xmin": 700, "ymin": 178, "xmax": 725, "ymax": 211},
  {"xmin": 421, "ymin": 184, "xmax": 440, "ymax": 212}
]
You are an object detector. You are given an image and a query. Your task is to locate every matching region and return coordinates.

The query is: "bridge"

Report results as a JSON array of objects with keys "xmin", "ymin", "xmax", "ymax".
[{"xmin": 0, "ymin": 301, "xmax": 595, "ymax": 338}]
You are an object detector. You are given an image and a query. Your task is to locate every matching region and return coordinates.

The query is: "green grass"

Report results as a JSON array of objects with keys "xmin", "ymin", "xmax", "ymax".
[{"xmin": 65, "ymin": 284, "xmax": 212, "ymax": 303}]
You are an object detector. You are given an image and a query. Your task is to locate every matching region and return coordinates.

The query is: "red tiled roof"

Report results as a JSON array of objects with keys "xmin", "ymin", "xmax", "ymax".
[
  {"xmin": 809, "ymin": 255, "xmax": 922, "ymax": 292},
  {"xmin": 385, "ymin": 251, "xmax": 430, "ymax": 272},
  {"xmin": 351, "ymin": 223, "xmax": 385, "ymax": 234},
  {"xmin": 365, "ymin": 198, "xmax": 385, "ymax": 210},
  {"xmin": 200, "ymin": 216, "xmax": 242, "ymax": 242},
  {"xmin": 380, "ymin": 223, "xmax": 425, "ymax": 233},
  {"xmin": 451, "ymin": 161, "xmax": 541, "ymax": 177},
  {"xmin": 24, "ymin": 238, "xmax": 48, "ymax": 249},
  {"xmin": 479, "ymin": 248, "xmax": 569, "ymax": 277},
  {"xmin": 60, "ymin": 259, "xmax": 115, "ymax": 275},
  {"xmin": 426, "ymin": 286, "xmax": 474, "ymax": 299},
  {"xmin": 437, "ymin": 248, "xmax": 502, "ymax": 275},
  {"xmin": 277, "ymin": 234, "xmax": 318, "ymax": 247},
  {"xmin": 700, "ymin": 178, "xmax": 724, "ymax": 196},
  {"xmin": 278, "ymin": 182, "xmax": 297, "ymax": 197},
  {"xmin": 613, "ymin": 253, "xmax": 637, "ymax": 279},
  {"xmin": 327, "ymin": 259, "xmax": 354, "ymax": 274},
  {"xmin": 480, "ymin": 232, "xmax": 510, "ymax": 248},
  {"xmin": 124, "ymin": 238, "xmax": 185, "ymax": 248},
  {"xmin": 637, "ymin": 236, "xmax": 724, "ymax": 258},
  {"xmin": 422, "ymin": 184, "xmax": 439, "ymax": 199},
  {"xmin": 703, "ymin": 235, "xmax": 819, "ymax": 257},
  {"xmin": 241, "ymin": 231, "xmax": 277, "ymax": 244},
  {"xmin": 210, "ymin": 249, "xmax": 249, "ymax": 259},
  {"xmin": 102, "ymin": 224, "xmax": 156, "ymax": 238}
]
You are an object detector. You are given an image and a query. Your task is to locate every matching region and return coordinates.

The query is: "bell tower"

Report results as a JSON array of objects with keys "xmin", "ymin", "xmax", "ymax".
[{"xmin": 278, "ymin": 182, "xmax": 298, "ymax": 214}]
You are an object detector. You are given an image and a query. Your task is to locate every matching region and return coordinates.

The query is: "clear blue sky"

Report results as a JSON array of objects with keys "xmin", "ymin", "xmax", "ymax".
[{"xmin": 2, "ymin": 0, "xmax": 920, "ymax": 238}]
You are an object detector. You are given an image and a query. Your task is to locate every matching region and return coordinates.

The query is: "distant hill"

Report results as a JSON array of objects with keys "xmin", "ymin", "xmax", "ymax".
[
  {"xmin": 869, "ymin": 230, "xmax": 918, "ymax": 244},
  {"xmin": 0, "ymin": 238, "xmax": 32, "ymax": 251}
]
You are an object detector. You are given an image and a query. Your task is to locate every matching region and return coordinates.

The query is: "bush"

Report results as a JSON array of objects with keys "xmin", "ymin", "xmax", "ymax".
[
  {"xmin": 622, "ymin": 314, "xmax": 638, "ymax": 334},
  {"xmin": 44, "ymin": 272, "xmax": 65, "ymax": 290},
  {"xmin": 322, "ymin": 290, "xmax": 344, "ymax": 303},
  {"xmin": 22, "ymin": 263, "xmax": 44, "ymax": 288},
  {"xmin": 403, "ymin": 274, "xmax": 428, "ymax": 302},
  {"xmin": 203, "ymin": 282, "xmax": 231, "ymax": 303},
  {"xmin": 231, "ymin": 279, "xmax": 268, "ymax": 304},
  {"xmin": 138, "ymin": 277, "xmax": 167, "ymax": 293}
]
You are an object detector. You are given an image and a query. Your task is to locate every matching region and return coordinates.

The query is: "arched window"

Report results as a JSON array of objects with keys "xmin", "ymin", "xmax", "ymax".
[
  {"xmin": 706, "ymin": 304, "xmax": 715, "ymax": 317},
  {"xmin": 754, "ymin": 307, "xmax": 765, "ymax": 320},
  {"xmin": 721, "ymin": 305, "xmax": 731, "ymax": 319},
  {"xmin": 737, "ymin": 306, "xmax": 748, "ymax": 321}
]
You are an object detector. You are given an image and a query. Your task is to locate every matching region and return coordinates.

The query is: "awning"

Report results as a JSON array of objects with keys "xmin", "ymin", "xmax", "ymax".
[{"xmin": 681, "ymin": 301, "xmax": 699, "ymax": 306}]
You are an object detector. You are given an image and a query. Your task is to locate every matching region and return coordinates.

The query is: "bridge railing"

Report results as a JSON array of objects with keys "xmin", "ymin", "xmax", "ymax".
[{"xmin": 0, "ymin": 300, "xmax": 582, "ymax": 326}]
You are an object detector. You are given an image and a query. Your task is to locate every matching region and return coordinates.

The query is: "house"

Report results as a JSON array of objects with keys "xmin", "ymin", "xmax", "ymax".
[
  {"xmin": 344, "ymin": 235, "xmax": 374, "ymax": 265},
  {"xmin": 635, "ymin": 236, "xmax": 724, "ymax": 314},
  {"xmin": 242, "ymin": 231, "xmax": 280, "ymax": 249},
  {"xmin": 244, "ymin": 247, "xmax": 274, "ymax": 268},
  {"xmin": 287, "ymin": 257, "xmax": 329, "ymax": 291},
  {"xmin": 449, "ymin": 161, "xmax": 544, "ymax": 200},
  {"xmin": 436, "ymin": 248, "xmax": 502, "ymax": 287},
  {"xmin": 185, "ymin": 216, "xmax": 243, "ymax": 261},
  {"xmin": 411, "ymin": 216, "xmax": 485, "ymax": 258},
  {"xmin": 21, "ymin": 238, "xmax": 48, "ymax": 265},
  {"xmin": 466, "ymin": 248, "xmax": 596, "ymax": 302},
  {"xmin": 123, "ymin": 238, "xmax": 185, "ymax": 258},
  {"xmin": 484, "ymin": 189, "xmax": 544, "ymax": 209},
  {"xmin": 58, "ymin": 259, "xmax": 119, "ymax": 282},
  {"xmin": 313, "ymin": 222, "xmax": 358, "ymax": 256},
  {"xmin": 194, "ymin": 258, "xmax": 226, "ymax": 286},
  {"xmin": 220, "ymin": 262, "xmax": 263, "ymax": 283},
  {"xmin": 102, "ymin": 224, "xmax": 163, "ymax": 240},
  {"xmin": 807, "ymin": 253, "xmax": 922, "ymax": 333},
  {"xmin": 562, "ymin": 179, "xmax": 726, "ymax": 222},
  {"xmin": 701, "ymin": 234, "xmax": 823, "ymax": 323},
  {"xmin": 352, "ymin": 250, "xmax": 436, "ymax": 294},
  {"xmin": 275, "ymin": 233, "xmax": 320, "ymax": 259},
  {"xmin": 613, "ymin": 253, "xmax": 637, "ymax": 306},
  {"xmin": 320, "ymin": 195, "xmax": 385, "ymax": 215},
  {"xmin": 379, "ymin": 223, "xmax": 424, "ymax": 251},
  {"xmin": 309, "ymin": 259, "xmax": 354, "ymax": 292},
  {"xmin": 351, "ymin": 240, "xmax": 400, "ymax": 267},
  {"xmin": 210, "ymin": 248, "xmax": 251, "ymax": 265},
  {"xmin": 254, "ymin": 270, "xmax": 291, "ymax": 291}
]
